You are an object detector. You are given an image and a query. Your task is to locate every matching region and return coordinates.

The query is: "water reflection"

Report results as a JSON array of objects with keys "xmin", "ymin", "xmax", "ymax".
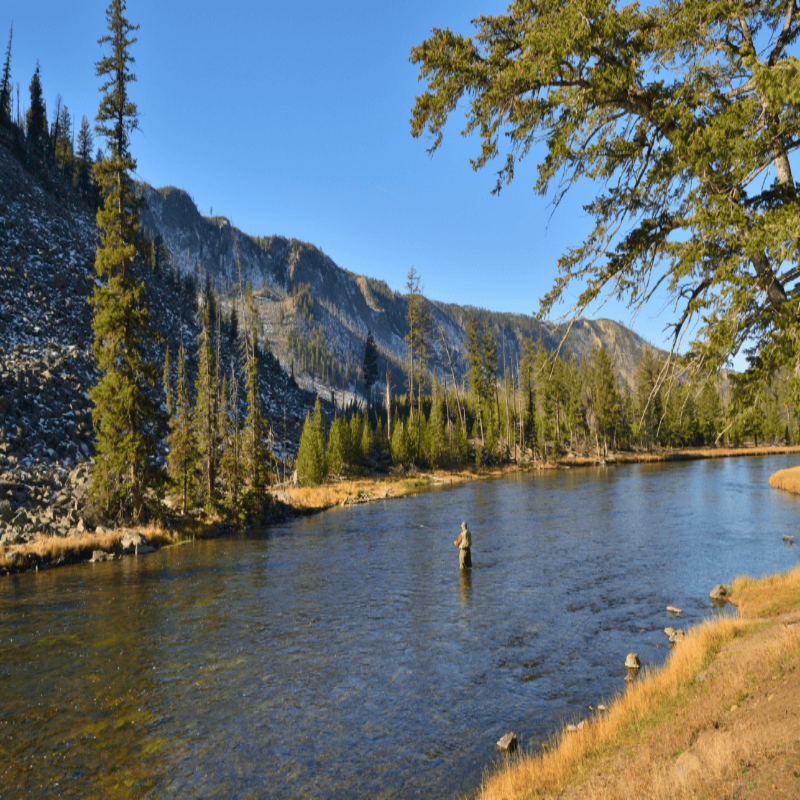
[{"xmin": 1, "ymin": 455, "xmax": 799, "ymax": 798}]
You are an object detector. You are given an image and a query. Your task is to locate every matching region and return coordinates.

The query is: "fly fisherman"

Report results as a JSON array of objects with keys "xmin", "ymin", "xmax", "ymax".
[{"xmin": 454, "ymin": 521, "xmax": 472, "ymax": 570}]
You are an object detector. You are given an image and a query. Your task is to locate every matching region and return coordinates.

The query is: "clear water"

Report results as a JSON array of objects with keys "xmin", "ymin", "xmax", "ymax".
[{"xmin": 2, "ymin": 455, "xmax": 800, "ymax": 799}]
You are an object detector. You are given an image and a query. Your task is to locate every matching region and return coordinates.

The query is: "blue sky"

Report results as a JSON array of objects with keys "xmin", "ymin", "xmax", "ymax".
[{"xmin": 3, "ymin": 0, "xmax": 678, "ymax": 351}]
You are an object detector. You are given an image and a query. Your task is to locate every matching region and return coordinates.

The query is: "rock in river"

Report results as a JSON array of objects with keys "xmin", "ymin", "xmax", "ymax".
[
  {"xmin": 625, "ymin": 653, "xmax": 641, "ymax": 670},
  {"xmin": 496, "ymin": 732, "xmax": 518, "ymax": 755}
]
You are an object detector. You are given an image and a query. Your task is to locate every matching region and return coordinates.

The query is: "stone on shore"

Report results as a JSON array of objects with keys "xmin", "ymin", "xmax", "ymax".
[
  {"xmin": 625, "ymin": 653, "xmax": 641, "ymax": 669},
  {"xmin": 90, "ymin": 550, "xmax": 114, "ymax": 563},
  {"xmin": 664, "ymin": 627, "xmax": 685, "ymax": 644},
  {"xmin": 710, "ymin": 584, "xmax": 729, "ymax": 602},
  {"xmin": 120, "ymin": 531, "xmax": 145, "ymax": 554},
  {"xmin": 496, "ymin": 732, "xmax": 517, "ymax": 755}
]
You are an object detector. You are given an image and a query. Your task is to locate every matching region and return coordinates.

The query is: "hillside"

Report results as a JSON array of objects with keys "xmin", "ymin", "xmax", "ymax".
[
  {"xmin": 0, "ymin": 126, "xmax": 317, "ymax": 543},
  {"xmin": 139, "ymin": 184, "xmax": 663, "ymax": 403}
]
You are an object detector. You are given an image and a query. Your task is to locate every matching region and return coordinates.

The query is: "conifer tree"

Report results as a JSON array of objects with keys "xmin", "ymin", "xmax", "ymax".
[
  {"xmin": 359, "ymin": 413, "xmax": 373, "ymax": 469},
  {"xmin": 362, "ymin": 331, "xmax": 379, "ymax": 408},
  {"xmin": 241, "ymin": 282, "xmax": 268, "ymax": 505},
  {"xmin": 465, "ymin": 313, "xmax": 486, "ymax": 445},
  {"xmin": 166, "ymin": 341, "xmax": 195, "ymax": 516},
  {"xmin": 74, "ymin": 115, "xmax": 94, "ymax": 201},
  {"xmin": 589, "ymin": 347, "xmax": 620, "ymax": 458},
  {"xmin": 326, "ymin": 415, "xmax": 347, "ymax": 476},
  {"xmin": 296, "ymin": 398, "xmax": 326, "ymax": 486},
  {"xmin": 26, "ymin": 61, "xmax": 46, "ymax": 150},
  {"xmin": 54, "ymin": 103, "xmax": 73, "ymax": 172},
  {"xmin": 194, "ymin": 295, "xmax": 217, "ymax": 512},
  {"xmin": 405, "ymin": 267, "xmax": 426, "ymax": 423},
  {"xmin": 481, "ymin": 320, "xmax": 500, "ymax": 456},
  {"xmin": 0, "ymin": 23, "xmax": 12, "ymax": 125},
  {"xmin": 219, "ymin": 365, "xmax": 241, "ymax": 507},
  {"xmin": 88, "ymin": 0, "xmax": 158, "ymax": 520}
]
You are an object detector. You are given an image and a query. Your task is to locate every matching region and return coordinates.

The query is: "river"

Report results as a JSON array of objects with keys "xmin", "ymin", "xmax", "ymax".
[{"xmin": 2, "ymin": 455, "xmax": 800, "ymax": 799}]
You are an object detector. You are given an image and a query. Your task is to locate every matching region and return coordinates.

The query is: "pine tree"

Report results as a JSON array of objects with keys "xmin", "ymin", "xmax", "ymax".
[
  {"xmin": 481, "ymin": 320, "xmax": 500, "ymax": 457},
  {"xmin": 26, "ymin": 61, "xmax": 46, "ymax": 150},
  {"xmin": 88, "ymin": 0, "xmax": 158, "ymax": 520},
  {"xmin": 362, "ymin": 331, "xmax": 379, "ymax": 408},
  {"xmin": 219, "ymin": 365, "xmax": 241, "ymax": 508},
  {"xmin": 326, "ymin": 415, "xmax": 348, "ymax": 476},
  {"xmin": 194, "ymin": 295, "xmax": 217, "ymax": 512},
  {"xmin": 54, "ymin": 103, "xmax": 73, "ymax": 172},
  {"xmin": 0, "ymin": 23, "xmax": 12, "ymax": 125},
  {"xmin": 241, "ymin": 282, "xmax": 268, "ymax": 505},
  {"xmin": 74, "ymin": 115, "xmax": 94, "ymax": 201},
  {"xmin": 296, "ymin": 398, "xmax": 326, "ymax": 486},
  {"xmin": 166, "ymin": 341, "xmax": 195, "ymax": 516},
  {"xmin": 590, "ymin": 347, "xmax": 620, "ymax": 458},
  {"xmin": 465, "ymin": 313, "xmax": 486, "ymax": 445},
  {"xmin": 359, "ymin": 414, "xmax": 372, "ymax": 469}
]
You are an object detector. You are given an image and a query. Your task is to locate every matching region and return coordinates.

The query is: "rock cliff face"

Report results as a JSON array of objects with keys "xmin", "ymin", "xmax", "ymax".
[{"xmin": 139, "ymin": 184, "xmax": 662, "ymax": 402}]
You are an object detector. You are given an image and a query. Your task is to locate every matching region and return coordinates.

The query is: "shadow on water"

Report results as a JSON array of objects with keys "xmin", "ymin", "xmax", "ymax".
[{"xmin": 1, "ymin": 455, "xmax": 800, "ymax": 798}]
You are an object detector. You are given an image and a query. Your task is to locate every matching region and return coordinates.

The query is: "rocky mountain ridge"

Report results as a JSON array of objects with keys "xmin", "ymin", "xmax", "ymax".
[{"xmin": 139, "ymin": 184, "xmax": 663, "ymax": 402}]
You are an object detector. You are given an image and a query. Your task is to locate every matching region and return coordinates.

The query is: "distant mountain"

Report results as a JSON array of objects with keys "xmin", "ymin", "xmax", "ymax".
[{"xmin": 139, "ymin": 184, "xmax": 663, "ymax": 401}]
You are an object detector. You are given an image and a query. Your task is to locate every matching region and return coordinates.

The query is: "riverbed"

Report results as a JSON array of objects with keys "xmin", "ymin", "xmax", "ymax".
[{"xmin": 2, "ymin": 455, "xmax": 799, "ymax": 798}]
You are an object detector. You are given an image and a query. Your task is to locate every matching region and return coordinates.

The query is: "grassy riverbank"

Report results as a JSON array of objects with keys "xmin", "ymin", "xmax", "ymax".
[
  {"xmin": 769, "ymin": 465, "xmax": 800, "ymax": 495},
  {"xmin": 0, "ymin": 470, "xmax": 475, "ymax": 573},
  {"xmin": 476, "ymin": 569, "xmax": 800, "ymax": 799}
]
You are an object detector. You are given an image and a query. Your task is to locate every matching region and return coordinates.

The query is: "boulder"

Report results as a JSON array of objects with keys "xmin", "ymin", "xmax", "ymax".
[
  {"xmin": 496, "ymin": 732, "xmax": 517, "ymax": 755},
  {"xmin": 7, "ymin": 551, "xmax": 21, "ymax": 566},
  {"xmin": 709, "ymin": 584, "xmax": 729, "ymax": 602},
  {"xmin": 90, "ymin": 550, "xmax": 114, "ymax": 563},
  {"xmin": 0, "ymin": 499, "xmax": 13, "ymax": 522},
  {"xmin": 666, "ymin": 605, "xmax": 682, "ymax": 615},
  {"xmin": 664, "ymin": 627, "xmax": 686, "ymax": 644},
  {"xmin": 120, "ymin": 531, "xmax": 145, "ymax": 554},
  {"xmin": 1, "ymin": 530, "xmax": 24, "ymax": 547},
  {"xmin": 625, "ymin": 653, "xmax": 641, "ymax": 669}
]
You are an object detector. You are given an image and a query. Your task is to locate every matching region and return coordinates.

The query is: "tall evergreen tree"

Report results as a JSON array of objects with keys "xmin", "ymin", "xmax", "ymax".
[
  {"xmin": 405, "ymin": 267, "xmax": 426, "ymax": 422},
  {"xmin": 74, "ymin": 115, "xmax": 94, "ymax": 201},
  {"xmin": 465, "ymin": 313, "xmax": 486, "ymax": 445},
  {"xmin": 242, "ymin": 282, "xmax": 268, "ymax": 505},
  {"xmin": 166, "ymin": 341, "xmax": 195, "ymax": 516},
  {"xmin": 194, "ymin": 295, "xmax": 217, "ymax": 512},
  {"xmin": 26, "ymin": 61, "xmax": 46, "ymax": 149},
  {"xmin": 296, "ymin": 398, "xmax": 326, "ymax": 486},
  {"xmin": 362, "ymin": 331, "xmax": 379, "ymax": 408},
  {"xmin": 219, "ymin": 364, "xmax": 241, "ymax": 508},
  {"xmin": 0, "ymin": 23, "xmax": 12, "ymax": 125},
  {"xmin": 54, "ymin": 102, "xmax": 73, "ymax": 172},
  {"xmin": 88, "ymin": 0, "xmax": 158, "ymax": 520}
]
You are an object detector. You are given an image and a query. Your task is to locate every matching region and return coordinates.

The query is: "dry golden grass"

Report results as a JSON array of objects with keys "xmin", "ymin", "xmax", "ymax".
[
  {"xmin": 478, "ymin": 617, "xmax": 746, "ymax": 800},
  {"xmin": 731, "ymin": 565, "xmax": 800, "ymax": 618},
  {"xmin": 768, "ymin": 464, "xmax": 800, "ymax": 495},
  {"xmin": 0, "ymin": 523, "xmax": 182, "ymax": 570},
  {"xmin": 478, "ymin": 566, "xmax": 800, "ymax": 800},
  {"xmin": 278, "ymin": 472, "xmax": 468, "ymax": 511}
]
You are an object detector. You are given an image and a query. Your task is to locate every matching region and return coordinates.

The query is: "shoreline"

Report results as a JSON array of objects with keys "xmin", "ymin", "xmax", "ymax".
[
  {"xmin": 2, "ymin": 443, "xmax": 800, "ymax": 576},
  {"xmin": 476, "ymin": 568, "xmax": 800, "ymax": 799}
]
